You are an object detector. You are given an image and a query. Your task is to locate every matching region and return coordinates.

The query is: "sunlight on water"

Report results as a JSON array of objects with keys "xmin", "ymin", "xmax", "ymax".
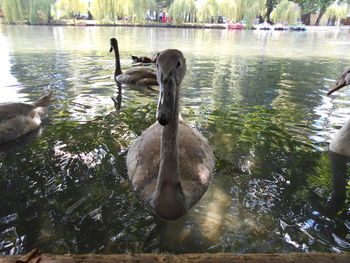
[
  {"xmin": 0, "ymin": 25, "xmax": 350, "ymax": 255},
  {"xmin": 0, "ymin": 35, "xmax": 23, "ymax": 102}
]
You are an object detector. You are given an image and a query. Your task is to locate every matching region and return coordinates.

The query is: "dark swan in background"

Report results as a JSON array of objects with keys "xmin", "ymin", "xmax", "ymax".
[
  {"xmin": 310, "ymin": 69, "xmax": 350, "ymax": 217},
  {"xmin": 126, "ymin": 49, "xmax": 215, "ymax": 220},
  {"xmin": 109, "ymin": 38, "xmax": 158, "ymax": 86},
  {"xmin": 0, "ymin": 90, "xmax": 53, "ymax": 144}
]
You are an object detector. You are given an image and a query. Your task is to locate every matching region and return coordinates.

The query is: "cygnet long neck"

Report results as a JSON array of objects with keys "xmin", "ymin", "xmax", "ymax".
[
  {"xmin": 151, "ymin": 89, "xmax": 187, "ymax": 220},
  {"xmin": 160, "ymin": 101, "xmax": 180, "ymax": 182}
]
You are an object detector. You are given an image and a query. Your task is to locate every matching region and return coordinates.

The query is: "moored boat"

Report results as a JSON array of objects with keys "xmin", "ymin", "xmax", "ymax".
[{"xmin": 227, "ymin": 23, "xmax": 244, "ymax": 29}]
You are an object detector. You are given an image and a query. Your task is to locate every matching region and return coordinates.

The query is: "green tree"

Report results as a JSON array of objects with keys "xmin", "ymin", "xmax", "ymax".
[
  {"xmin": 270, "ymin": 0, "xmax": 301, "ymax": 25},
  {"xmin": 91, "ymin": 0, "xmax": 155, "ymax": 22},
  {"xmin": 265, "ymin": 0, "xmax": 279, "ymax": 23},
  {"xmin": 114, "ymin": 0, "xmax": 133, "ymax": 19},
  {"xmin": 197, "ymin": 0, "xmax": 218, "ymax": 23},
  {"xmin": 168, "ymin": 0, "xmax": 196, "ymax": 23},
  {"xmin": 325, "ymin": 3, "xmax": 348, "ymax": 26},
  {"xmin": 90, "ymin": 0, "xmax": 120, "ymax": 22},
  {"xmin": 155, "ymin": 0, "xmax": 173, "ymax": 9},
  {"xmin": 217, "ymin": 0, "xmax": 237, "ymax": 22},
  {"xmin": 313, "ymin": 0, "xmax": 335, "ymax": 25},
  {"xmin": 54, "ymin": 0, "xmax": 88, "ymax": 20},
  {"xmin": 132, "ymin": 0, "xmax": 157, "ymax": 21},
  {"xmin": 196, "ymin": 0, "xmax": 266, "ymax": 26},
  {"xmin": 29, "ymin": 0, "xmax": 55, "ymax": 24},
  {"xmin": 218, "ymin": 0, "xmax": 266, "ymax": 26},
  {"xmin": 242, "ymin": 0, "xmax": 266, "ymax": 27},
  {"xmin": 1, "ymin": 0, "xmax": 28, "ymax": 22},
  {"xmin": 294, "ymin": 0, "xmax": 339, "ymax": 25},
  {"xmin": 154, "ymin": 0, "xmax": 173, "ymax": 21}
]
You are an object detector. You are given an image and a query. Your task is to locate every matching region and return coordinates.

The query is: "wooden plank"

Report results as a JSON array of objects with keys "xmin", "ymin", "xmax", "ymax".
[{"xmin": 1, "ymin": 253, "xmax": 349, "ymax": 263}]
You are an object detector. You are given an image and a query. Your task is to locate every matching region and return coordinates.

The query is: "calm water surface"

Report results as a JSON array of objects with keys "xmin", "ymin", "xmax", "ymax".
[{"xmin": 0, "ymin": 25, "xmax": 349, "ymax": 254}]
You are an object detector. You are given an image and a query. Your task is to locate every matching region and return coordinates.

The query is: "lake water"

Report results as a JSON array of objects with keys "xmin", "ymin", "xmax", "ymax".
[{"xmin": 0, "ymin": 25, "xmax": 349, "ymax": 254}]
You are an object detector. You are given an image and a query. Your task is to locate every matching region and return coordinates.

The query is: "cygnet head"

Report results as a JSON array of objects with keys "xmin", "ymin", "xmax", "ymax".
[
  {"xmin": 328, "ymin": 69, "xmax": 350, "ymax": 95},
  {"xmin": 155, "ymin": 49, "xmax": 186, "ymax": 126}
]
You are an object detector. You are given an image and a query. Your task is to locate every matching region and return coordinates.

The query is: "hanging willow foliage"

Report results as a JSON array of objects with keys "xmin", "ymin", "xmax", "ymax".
[
  {"xmin": 241, "ymin": 0, "xmax": 266, "ymax": 27},
  {"xmin": 196, "ymin": 0, "xmax": 266, "ymax": 25},
  {"xmin": 90, "ymin": 0, "xmax": 155, "ymax": 22},
  {"xmin": 1, "ymin": 0, "xmax": 56, "ymax": 23},
  {"xmin": 91, "ymin": 0, "xmax": 116, "ymax": 21},
  {"xmin": 197, "ymin": 0, "xmax": 219, "ymax": 23},
  {"xmin": 131, "ymin": 0, "xmax": 157, "ymax": 21},
  {"xmin": 169, "ymin": 0, "xmax": 196, "ymax": 23},
  {"xmin": 29, "ymin": 0, "xmax": 55, "ymax": 24},
  {"xmin": 217, "ymin": 0, "xmax": 237, "ymax": 22},
  {"xmin": 1, "ymin": 0, "xmax": 27, "ymax": 22},
  {"xmin": 115, "ymin": 0, "xmax": 133, "ymax": 19},
  {"xmin": 325, "ymin": 3, "xmax": 347, "ymax": 25},
  {"xmin": 92, "ymin": 0, "xmax": 132, "ymax": 21},
  {"xmin": 54, "ymin": 0, "xmax": 87, "ymax": 19},
  {"xmin": 271, "ymin": 0, "xmax": 300, "ymax": 25}
]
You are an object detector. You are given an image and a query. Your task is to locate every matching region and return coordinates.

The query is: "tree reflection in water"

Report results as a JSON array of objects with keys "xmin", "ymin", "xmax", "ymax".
[{"xmin": 0, "ymin": 103, "xmax": 346, "ymax": 254}]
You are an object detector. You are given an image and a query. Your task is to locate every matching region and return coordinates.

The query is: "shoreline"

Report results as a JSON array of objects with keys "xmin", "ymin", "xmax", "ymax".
[
  {"xmin": 0, "ymin": 21, "xmax": 228, "ymax": 29},
  {"xmin": 1, "ymin": 21, "xmax": 350, "ymax": 31}
]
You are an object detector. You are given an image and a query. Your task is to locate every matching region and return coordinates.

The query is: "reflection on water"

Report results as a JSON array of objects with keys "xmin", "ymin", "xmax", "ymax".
[
  {"xmin": 0, "ymin": 25, "xmax": 349, "ymax": 255},
  {"xmin": 0, "ymin": 35, "xmax": 22, "ymax": 102},
  {"xmin": 309, "ymin": 151, "xmax": 349, "ymax": 218}
]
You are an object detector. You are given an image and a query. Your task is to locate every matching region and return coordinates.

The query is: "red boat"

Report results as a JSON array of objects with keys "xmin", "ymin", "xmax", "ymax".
[{"xmin": 227, "ymin": 23, "xmax": 244, "ymax": 30}]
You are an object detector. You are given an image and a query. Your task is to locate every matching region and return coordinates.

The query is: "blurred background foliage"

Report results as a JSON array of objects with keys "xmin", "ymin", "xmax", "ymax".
[{"xmin": 1, "ymin": 0, "xmax": 350, "ymax": 26}]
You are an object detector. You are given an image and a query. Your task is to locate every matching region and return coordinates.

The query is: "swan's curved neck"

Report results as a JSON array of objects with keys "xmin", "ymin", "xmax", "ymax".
[
  {"xmin": 113, "ymin": 43, "xmax": 122, "ymax": 79},
  {"xmin": 151, "ymin": 88, "xmax": 187, "ymax": 219},
  {"xmin": 313, "ymin": 151, "xmax": 348, "ymax": 217},
  {"xmin": 327, "ymin": 151, "xmax": 348, "ymax": 212},
  {"xmin": 159, "ymin": 98, "xmax": 180, "ymax": 184},
  {"xmin": 329, "ymin": 118, "xmax": 350, "ymax": 156}
]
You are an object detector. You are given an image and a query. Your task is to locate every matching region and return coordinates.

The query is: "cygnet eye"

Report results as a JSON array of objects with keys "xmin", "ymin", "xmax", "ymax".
[{"xmin": 176, "ymin": 61, "xmax": 181, "ymax": 68}]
